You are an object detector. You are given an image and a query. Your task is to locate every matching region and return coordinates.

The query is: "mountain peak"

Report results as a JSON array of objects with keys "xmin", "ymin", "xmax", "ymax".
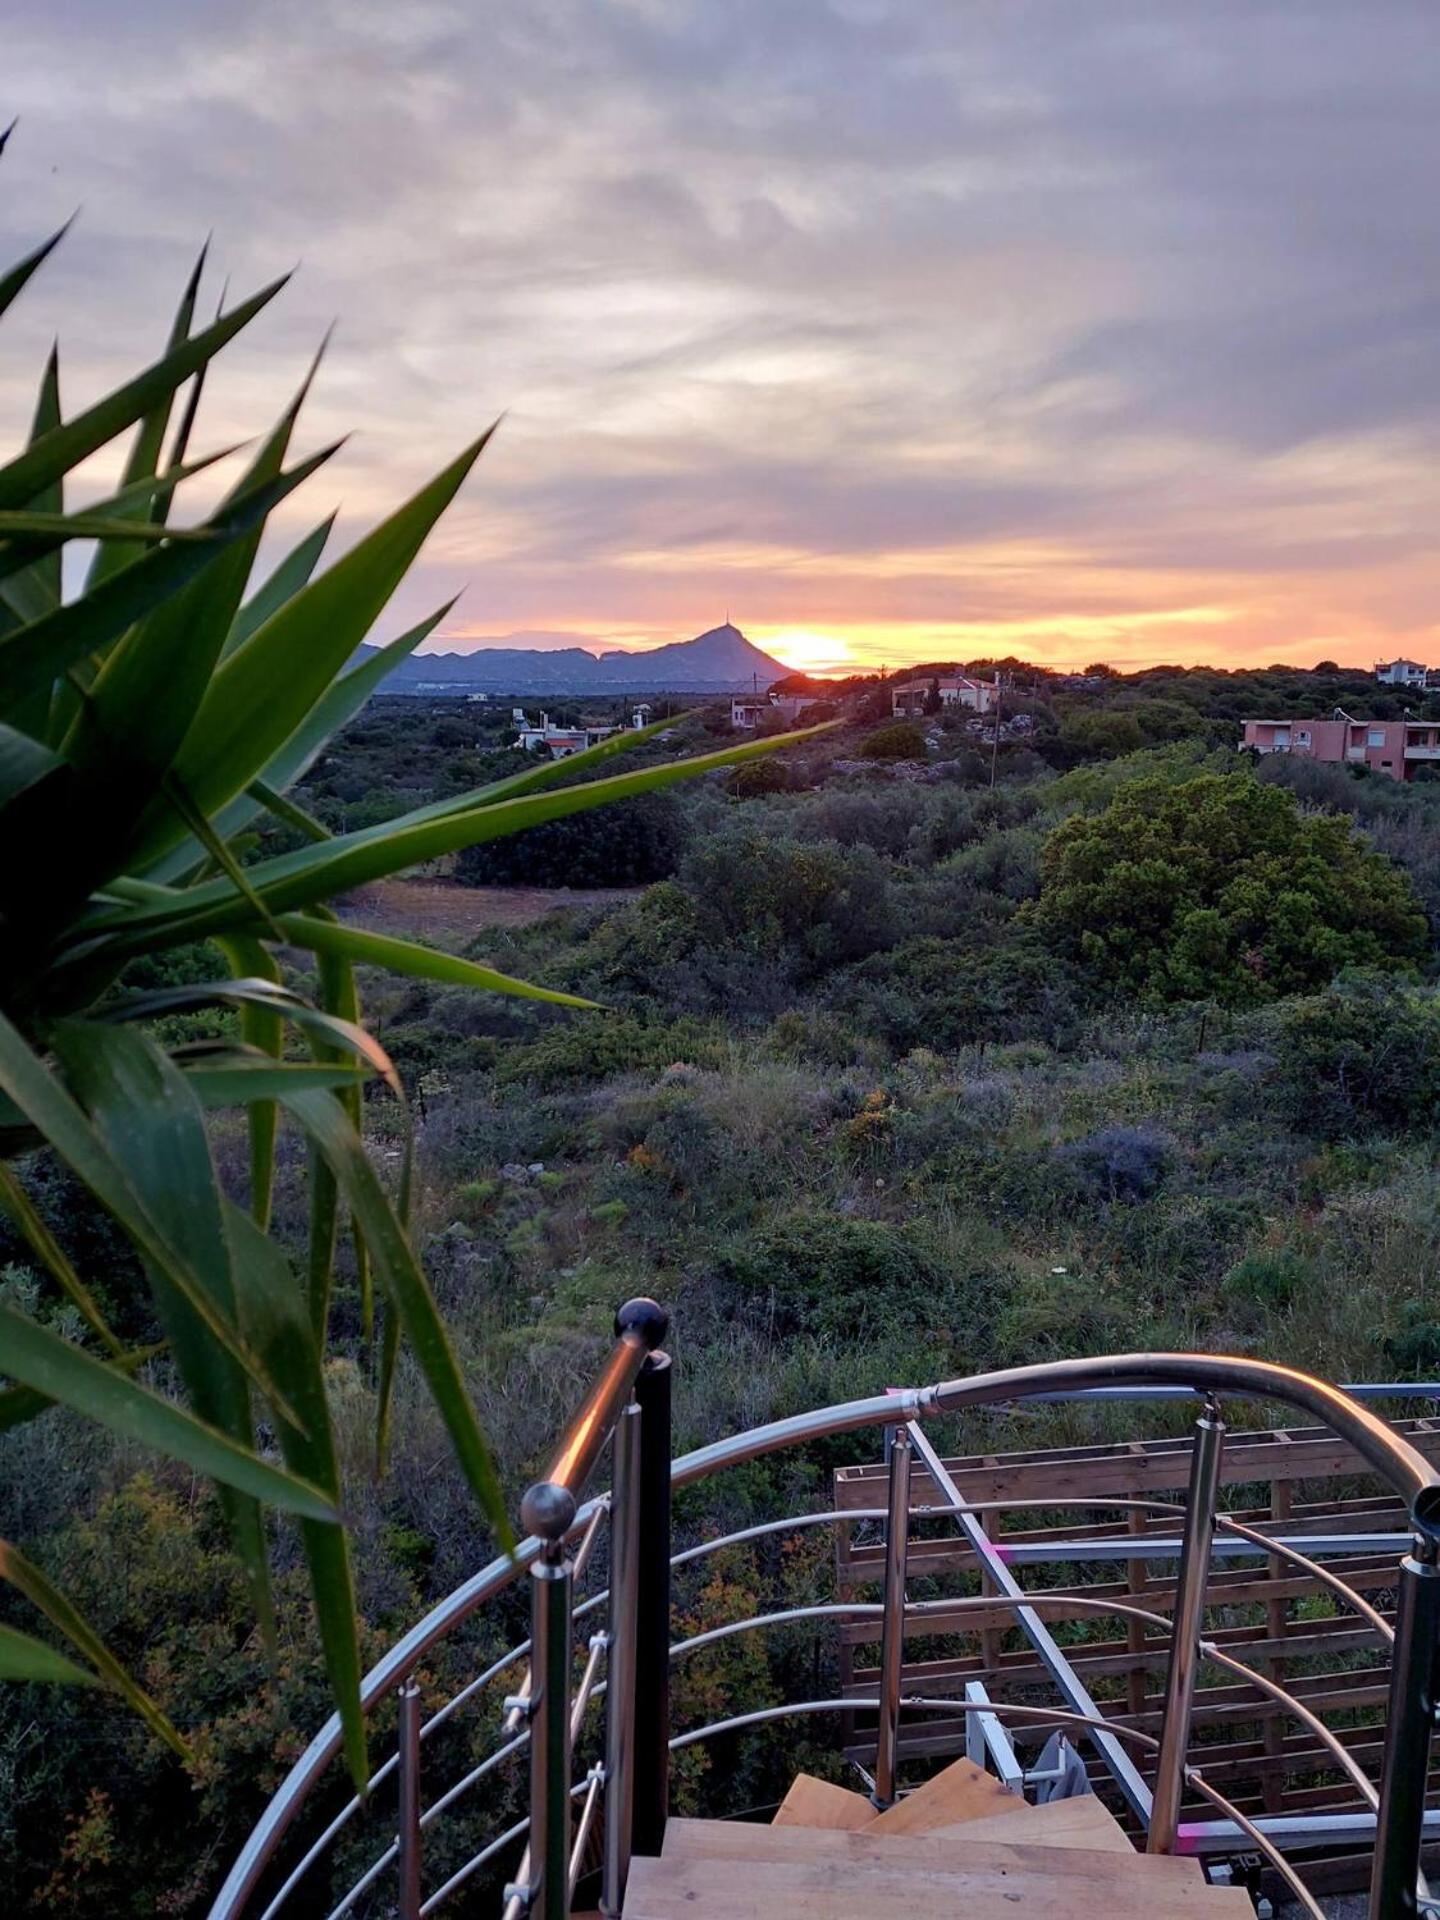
[{"xmin": 355, "ymin": 622, "xmax": 788, "ymax": 694}]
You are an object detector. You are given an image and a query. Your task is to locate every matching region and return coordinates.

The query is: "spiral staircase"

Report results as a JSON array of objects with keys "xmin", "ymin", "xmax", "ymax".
[
  {"xmin": 208, "ymin": 1301, "xmax": 1440, "ymax": 1920},
  {"xmin": 622, "ymin": 1760, "xmax": 1253, "ymax": 1916}
]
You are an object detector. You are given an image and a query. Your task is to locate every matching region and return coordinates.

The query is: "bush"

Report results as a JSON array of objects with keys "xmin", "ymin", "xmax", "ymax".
[
  {"xmin": 1385, "ymin": 1300, "xmax": 1440, "ymax": 1375},
  {"xmin": 829, "ymin": 937, "xmax": 1081, "ymax": 1052},
  {"xmin": 715, "ymin": 1210, "xmax": 946, "ymax": 1339},
  {"xmin": 1035, "ymin": 773, "xmax": 1429, "ymax": 1004},
  {"xmin": 1221, "ymin": 1248, "xmax": 1314, "ymax": 1324},
  {"xmin": 1057, "ymin": 1126, "xmax": 1173, "ymax": 1204},
  {"xmin": 678, "ymin": 826, "xmax": 895, "ymax": 976},
  {"xmin": 493, "ymin": 1011, "xmax": 726, "ymax": 1090},
  {"xmin": 858, "ymin": 720, "xmax": 927, "ymax": 761},
  {"xmin": 455, "ymin": 790, "xmax": 685, "ymax": 887},
  {"xmin": 1271, "ymin": 971, "xmax": 1440, "ymax": 1137}
]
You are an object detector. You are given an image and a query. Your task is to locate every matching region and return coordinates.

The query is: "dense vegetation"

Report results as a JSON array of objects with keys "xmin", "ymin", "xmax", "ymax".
[
  {"xmin": 0, "ymin": 213, "xmax": 797, "ymax": 1912},
  {"xmin": 9, "ymin": 651, "xmax": 1440, "ymax": 1910}
]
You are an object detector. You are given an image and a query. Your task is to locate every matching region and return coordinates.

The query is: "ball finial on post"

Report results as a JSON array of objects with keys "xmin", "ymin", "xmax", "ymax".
[
  {"xmin": 521, "ymin": 1479, "xmax": 577, "ymax": 1543},
  {"xmin": 615, "ymin": 1297, "xmax": 669, "ymax": 1351}
]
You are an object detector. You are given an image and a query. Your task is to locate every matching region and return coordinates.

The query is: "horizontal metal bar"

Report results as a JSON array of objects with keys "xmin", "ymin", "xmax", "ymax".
[
  {"xmin": 419, "ymin": 1780, "xmax": 592, "ymax": 1918},
  {"xmin": 992, "ymin": 1531, "xmax": 1409, "ymax": 1564},
  {"xmin": 1179, "ymin": 1811, "xmax": 1440, "ymax": 1854},
  {"xmin": 1025, "ymin": 1383, "xmax": 1440, "ymax": 1404},
  {"xmin": 905, "ymin": 1419, "xmax": 1155, "ymax": 1825}
]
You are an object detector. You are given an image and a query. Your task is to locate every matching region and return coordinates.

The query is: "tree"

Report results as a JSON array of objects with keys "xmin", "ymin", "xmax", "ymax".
[
  {"xmin": 455, "ymin": 791, "xmax": 684, "ymax": 886},
  {"xmin": 0, "ymin": 204, "xmax": 802, "ymax": 1779},
  {"xmin": 923, "ymin": 677, "xmax": 943, "ymax": 715},
  {"xmin": 1034, "ymin": 773, "xmax": 1429, "ymax": 1004},
  {"xmin": 1057, "ymin": 709, "xmax": 1145, "ymax": 758},
  {"xmin": 858, "ymin": 720, "xmax": 927, "ymax": 761}
]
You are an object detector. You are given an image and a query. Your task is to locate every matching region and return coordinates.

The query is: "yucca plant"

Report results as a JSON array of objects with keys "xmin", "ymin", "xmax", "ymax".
[{"xmin": 0, "ymin": 196, "xmax": 812, "ymax": 1784}]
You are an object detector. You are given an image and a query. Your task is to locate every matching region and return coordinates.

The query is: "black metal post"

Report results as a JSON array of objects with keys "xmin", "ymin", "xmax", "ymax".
[
  {"xmin": 630, "ymin": 1348, "xmax": 672, "ymax": 1858},
  {"xmin": 1370, "ymin": 1531, "xmax": 1440, "ymax": 1920}
]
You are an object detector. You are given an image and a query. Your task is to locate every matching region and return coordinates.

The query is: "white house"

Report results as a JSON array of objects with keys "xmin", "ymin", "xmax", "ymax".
[
  {"xmin": 729, "ymin": 692, "xmax": 825, "ymax": 731},
  {"xmin": 1375, "ymin": 659, "xmax": 1430, "ymax": 688},
  {"xmin": 512, "ymin": 708, "xmax": 652, "ymax": 756},
  {"xmin": 891, "ymin": 674, "xmax": 999, "ymax": 717}
]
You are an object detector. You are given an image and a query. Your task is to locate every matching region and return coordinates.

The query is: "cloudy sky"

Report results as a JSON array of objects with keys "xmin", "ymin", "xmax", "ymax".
[{"xmin": 4, "ymin": 1, "xmax": 1439, "ymax": 674}]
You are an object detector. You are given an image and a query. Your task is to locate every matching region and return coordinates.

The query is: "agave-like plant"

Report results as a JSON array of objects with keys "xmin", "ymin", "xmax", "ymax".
[{"xmin": 0, "ymin": 198, "xmax": 810, "ymax": 1783}]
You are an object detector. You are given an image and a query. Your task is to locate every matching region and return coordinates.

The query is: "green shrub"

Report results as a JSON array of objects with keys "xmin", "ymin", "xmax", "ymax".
[
  {"xmin": 679, "ymin": 826, "xmax": 894, "ymax": 975},
  {"xmin": 493, "ymin": 1012, "xmax": 725, "ymax": 1090},
  {"xmin": 1271, "ymin": 971, "xmax": 1440, "ymax": 1138},
  {"xmin": 830, "ymin": 937, "xmax": 1079, "ymax": 1052},
  {"xmin": 455, "ymin": 790, "xmax": 685, "ymax": 887},
  {"xmin": 1035, "ymin": 773, "xmax": 1428, "ymax": 1004},
  {"xmin": 1384, "ymin": 1300, "xmax": 1440, "ymax": 1375},
  {"xmin": 858, "ymin": 720, "xmax": 927, "ymax": 761},
  {"xmin": 1220, "ymin": 1249, "xmax": 1314, "ymax": 1324},
  {"xmin": 715, "ymin": 1210, "xmax": 945, "ymax": 1339}
]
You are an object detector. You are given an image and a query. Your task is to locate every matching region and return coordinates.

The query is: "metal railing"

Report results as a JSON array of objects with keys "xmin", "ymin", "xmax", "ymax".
[{"xmin": 208, "ymin": 1315, "xmax": 1440, "ymax": 1920}]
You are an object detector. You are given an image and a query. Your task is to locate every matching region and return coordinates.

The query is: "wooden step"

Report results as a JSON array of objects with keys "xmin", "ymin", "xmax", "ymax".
[
  {"xmin": 925, "ymin": 1792, "xmax": 1132, "ymax": 1855},
  {"xmin": 664, "ymin": 1816, "xmax": 1208, "ymax": 1886},
  {"xmin": 624, "ymin": 1849, "xmax": 1254, "ymax": 1918},
  {"xmin": 772, "ymin": 1774, "xmax": 877, "ymax": 1830},
  {"xmin": 865, "ymin": 1755, "xmax": 1022, "ymax": 1833}
]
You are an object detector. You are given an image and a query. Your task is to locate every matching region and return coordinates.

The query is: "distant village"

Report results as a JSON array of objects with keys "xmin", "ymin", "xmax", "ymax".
[{"xmin": 505, "ymin": 652, "xmax": 1440, "ymax": 784}]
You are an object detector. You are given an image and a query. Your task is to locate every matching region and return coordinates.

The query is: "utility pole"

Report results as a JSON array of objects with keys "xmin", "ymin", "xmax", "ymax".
[{"xmin": 989, "ymin": 673, "xmax": 1003, "ymax": 787}]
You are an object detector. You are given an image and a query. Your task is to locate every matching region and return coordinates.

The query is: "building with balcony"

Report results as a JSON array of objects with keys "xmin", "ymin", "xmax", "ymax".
[
  {"xmin": 1242, "ymin": 714, "xmax": 1440, "ymax": 781},
  {"xmin": 1375, "ymin": 658, "xmax": 1431, "ymax": 687},
  {"xmin": 730, "ymin": 692, "xmax": 824, "ymax": 730},
  {"xmin": 891, "ymin": 674, "xmax": 999, "ymax": 717}
]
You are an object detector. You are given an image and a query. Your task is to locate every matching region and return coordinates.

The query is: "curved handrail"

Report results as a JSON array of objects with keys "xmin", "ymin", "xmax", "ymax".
[
  {"xmin": 210, "ymin": 1351, "xmax": 1440, "ymax": 1920},
  {"xmin": 668, "ymin": 1356, "xmax": 1440, "ymax": 1530},
  {"xmin": 666, "ymin": 1590, "xmax": 1380, "ymax": 1811},
  {"xmin": 930, "ymin": 1354, "xmax": 1440, "ymax": 1528}
]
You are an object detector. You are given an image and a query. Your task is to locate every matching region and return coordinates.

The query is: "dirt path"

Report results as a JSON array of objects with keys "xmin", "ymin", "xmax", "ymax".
[{"xmin": 338, "ymin": 877, "xmax": 643, "ymax": 948}]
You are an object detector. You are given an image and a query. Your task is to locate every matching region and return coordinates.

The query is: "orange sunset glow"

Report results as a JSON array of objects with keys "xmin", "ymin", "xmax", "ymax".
[{"xmin": 7, "ymin": 7, "xmax": 1439, "ymax": 677}]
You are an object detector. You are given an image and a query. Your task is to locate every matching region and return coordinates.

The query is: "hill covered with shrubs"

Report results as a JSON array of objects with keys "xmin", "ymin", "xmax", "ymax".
[{"xmin": 9, "ymin": 673, "xmax": 1440, "ymax": 1911}]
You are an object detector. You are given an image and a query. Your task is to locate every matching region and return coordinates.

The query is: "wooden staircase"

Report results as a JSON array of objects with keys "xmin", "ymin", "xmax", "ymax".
[{"xmin": 620, "ymin": 1758, "xmax": 1255, "ymax": 1917}]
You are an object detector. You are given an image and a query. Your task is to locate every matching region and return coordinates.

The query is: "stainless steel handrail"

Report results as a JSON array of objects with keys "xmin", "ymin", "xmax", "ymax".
[
  {"xmin": 929, "ymin": 1355, "xmax": 1440, "ymax": 1527},
  {"xmin": 211, "ymin": 1350, "xmax": 1440, "ymax": 1920},
  {"xmin": 283, "ymin": 1501, "xmax": 1401, "ymax": 1920},
  {"xmin": 537, "ymin": 1300, "xmax": 667, "ymax": 1507}
]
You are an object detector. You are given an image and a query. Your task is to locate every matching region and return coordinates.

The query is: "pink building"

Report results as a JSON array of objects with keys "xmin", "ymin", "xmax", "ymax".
[{"xmin": 1242, "ymin": 716, "xmax": 1440, "ymax": 782}]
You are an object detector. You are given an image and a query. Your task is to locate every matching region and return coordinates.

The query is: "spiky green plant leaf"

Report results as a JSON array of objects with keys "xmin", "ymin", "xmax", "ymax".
[
  {"xmin": 0, "ymin": 1622, "xmax": 97, "ymax": 1685},
  {"xmin": 0, "ymin": 1307, "xmax": 337, "ymax": 1517}
]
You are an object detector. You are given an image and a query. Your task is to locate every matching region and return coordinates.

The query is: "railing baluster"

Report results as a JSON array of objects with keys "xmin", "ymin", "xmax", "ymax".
[
  {"xmin": 873, "ymin": 1423, "xmax": 911, "ymax": 1807},
  {"xmin": 1149, "ymin": 1395, "xmax": 1225, "ymax": 1853},
  {"xmin": 516, "ymin": 1482, "xmax": 577, "ymax": 1920},
  {"xmin": 631, "ymin": 1342, "xmax": 673, "ymax": 1858},
  {"xmin": 396, "ymin": 1681, "xmax": 423, "ymax": 1920},
  {"xmin": 601, "ymin": 1398, "xmax": 642, "ymax": 1917},
  {"xmin": 1371, "ymin": 1526, "xmax": 1440, "ymax": 1920}
]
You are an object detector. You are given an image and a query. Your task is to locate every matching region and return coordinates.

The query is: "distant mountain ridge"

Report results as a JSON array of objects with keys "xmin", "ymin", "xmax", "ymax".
[{"xmin": 357, "ymin": 623, "xmax": 788, "ymax": 694}]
